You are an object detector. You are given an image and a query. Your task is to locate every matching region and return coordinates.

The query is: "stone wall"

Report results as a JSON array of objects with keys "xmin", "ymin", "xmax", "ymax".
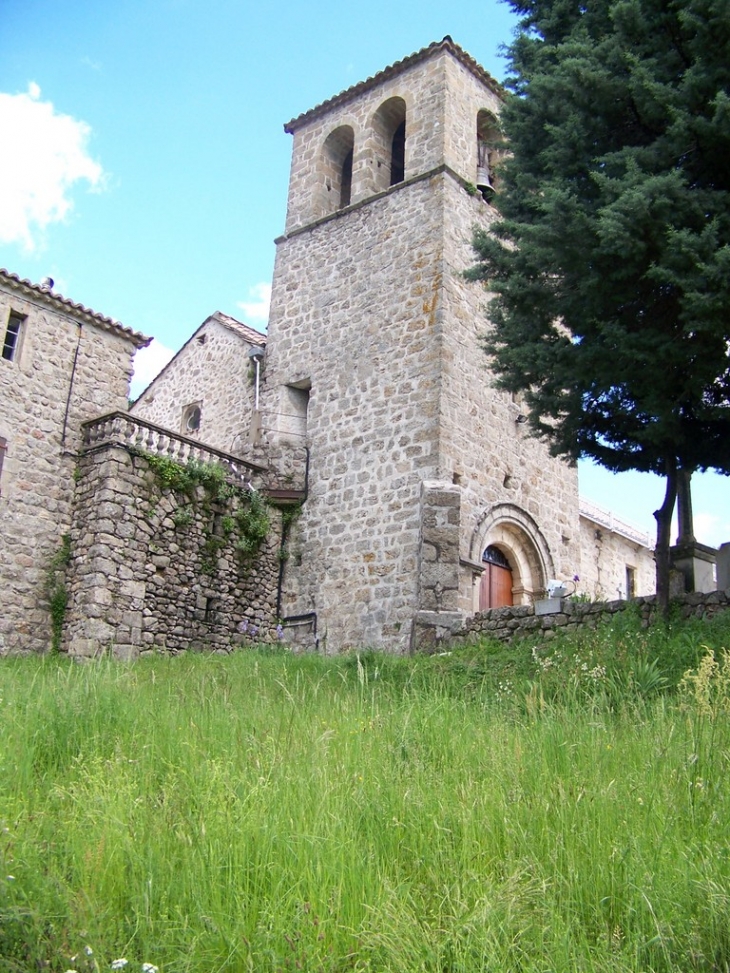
[
  {"xmin": 444, "ymin": 589, "xmax": 730, "ymax": 649},
  {"xmin": 64, "ymin": 439, "xmax": 284, "ymax": 658},
  {"xmin": 578, "ymin": 505, "xmax": 656, "ymax": 599},
  {"xmin": 267, "ymin": 174, "xmax": 445, "ymax": 653},
  {"xmin": 0, "ymin": 273, "xmax": 147, "ymax": 654},
  {"xmin": 440, "ymin": 174, "xmax": 582, "ymax": 613}
]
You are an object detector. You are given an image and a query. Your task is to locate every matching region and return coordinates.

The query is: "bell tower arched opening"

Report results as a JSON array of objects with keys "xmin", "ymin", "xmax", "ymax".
[
  {"xmin": 370, "ymin": 97, "xmax": 407, "ymax": 193},
  {"xmin": 476, "ymin": 109, "xmax": 500, "ymax": 200},
  {"xmin": 318, "ymin": 125, "xmax": 356, "ymax": 217}
]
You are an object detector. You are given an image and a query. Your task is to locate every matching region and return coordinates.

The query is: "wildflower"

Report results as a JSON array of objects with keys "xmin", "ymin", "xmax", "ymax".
[
  {"xmin": 573, "ymin": 574, "xmax": 580, "ymax": 582},
  {"xmin": 142, "ymin": 965, "xmax": 159, "ymax": 973},
  {"xmin": 249, "ymin": 625, "xmax": 258, "ymax": 638},
  {"xmin": 111, "ymin": 962, "xmax": 128, "ymax": 970},
  {"xmin": 85, "ymin": 946, "xmax": 94, "ymax": 957},
  {"xmin": 238, "ymin": 619, "xmax": 249, "ymax": 634},
  {"xmin": 276, "ymin": 623, "xmax": 285, "ymax": 640}
]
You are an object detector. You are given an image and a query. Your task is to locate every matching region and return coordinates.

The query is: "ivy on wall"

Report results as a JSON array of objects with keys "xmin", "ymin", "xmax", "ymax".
[
  {"xmin": 45, "ymin": 534, "xmax": 72, "ymax": 653},
  {"xmin": 137, "ymin": 452, "xmax": 271, "ymax": 574}
]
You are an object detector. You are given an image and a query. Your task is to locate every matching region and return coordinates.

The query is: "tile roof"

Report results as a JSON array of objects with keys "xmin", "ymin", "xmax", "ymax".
[
  {"xmin": 284, "ymin": 36, "xmax": 504, "ymax": 134},
  {"xmin": 208, "ymin": 310, "xmax": 266, "ymax": 346},
  {"xmin": 0, "ymin": 268, "xmax": 151, "ymax": 348},
  {"xmin": 130, "ymin": 310, "xmax": 266, "ymax": 405}
]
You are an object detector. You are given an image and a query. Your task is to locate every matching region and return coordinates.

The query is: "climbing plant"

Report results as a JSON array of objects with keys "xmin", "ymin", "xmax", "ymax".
[
  {"xmin": 137, "ymin": 452, "xmax": 270, "ymax": 572},
  {"xmin": 234, "ymin": 490, "xmax": 270, "ymax": 560},
  {"xmin": 45, "ymin": 534, "xmax": 72, "ymax": 653}
]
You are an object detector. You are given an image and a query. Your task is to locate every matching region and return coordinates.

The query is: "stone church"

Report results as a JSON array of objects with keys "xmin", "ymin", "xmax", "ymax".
[
  {"xmin": 132, "ymin": 38, "xmax": 655, "ymax": 653},
  {"xmin": 0, "ymin": 38, "xmax": 658, "ymax": 657}
]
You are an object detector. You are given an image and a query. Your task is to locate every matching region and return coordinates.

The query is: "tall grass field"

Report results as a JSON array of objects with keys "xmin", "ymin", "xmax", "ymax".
[{"xmin": 2, "ymin": 608, "xmax": 730, "ymax": 973}]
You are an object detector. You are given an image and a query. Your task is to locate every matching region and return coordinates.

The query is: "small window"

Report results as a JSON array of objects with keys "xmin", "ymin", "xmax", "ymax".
[
  {"xmin": 2, "ymin": 312, "xmax": 25, "ymax": 362},
  {"xmin": 625, "ymin": 566, "xmax": 636, "ymax": 599},
  {"xmin": 182, "ymin": 401, "xmax": 202, "ymax": 436},
  {"xmin": 281, "ymin": 381, "xmax": 310, "ymax": 441}
]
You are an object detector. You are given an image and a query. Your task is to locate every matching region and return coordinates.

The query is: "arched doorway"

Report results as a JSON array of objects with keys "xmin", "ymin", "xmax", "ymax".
[
  {"xmin": 470, "ymin": 503, "xmax": 555, "ymax": 611},
  {"xmin": 479, "ymin": 545, "xmax": 513, "ymax": 610}
]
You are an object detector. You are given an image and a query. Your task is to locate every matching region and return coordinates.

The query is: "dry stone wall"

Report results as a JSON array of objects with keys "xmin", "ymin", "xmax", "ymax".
[
  {"xmin": 444, "ymin": 589, "xmax": 730, "ymax": 649},
  {"xmin": 64, "ymin": 443, "xmax": 283, "ymax": 658}
]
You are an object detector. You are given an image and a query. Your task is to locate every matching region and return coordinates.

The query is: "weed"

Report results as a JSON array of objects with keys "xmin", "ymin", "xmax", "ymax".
[{"xmin": 45, "ymin": 534, "xmax": 72, "ymax": 653}]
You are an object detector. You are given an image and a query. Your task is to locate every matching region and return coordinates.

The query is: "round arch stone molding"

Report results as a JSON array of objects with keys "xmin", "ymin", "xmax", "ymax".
[{"xmin": 469, "ymin": 503, "xmax": 555, "ymax": 604}]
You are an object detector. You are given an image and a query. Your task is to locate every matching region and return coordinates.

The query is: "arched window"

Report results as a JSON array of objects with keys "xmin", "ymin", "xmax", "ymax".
[
  {"xmin": 371, "ymin": 97, "xmax": 407, "ymax": 193},
  {"xmin": 182, "ymin": 401, "xmax": 202, "ymax": 436},
  {"xmin": 476, "ymin": 109, "xmax": 501, "ymax": 200},
  {"xmin": 319, "ymin": 125, "xmax": 356, "ymax": 216}
]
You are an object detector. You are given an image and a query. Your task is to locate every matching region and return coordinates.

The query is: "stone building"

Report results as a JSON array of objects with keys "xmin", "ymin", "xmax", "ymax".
[
  {"xmin": 0, "ymin": 270, "xmax": 149, "ymax": 654},
  {"xmin": 133, "ymin": 37, "xmax": 656, "ymax": 654}
]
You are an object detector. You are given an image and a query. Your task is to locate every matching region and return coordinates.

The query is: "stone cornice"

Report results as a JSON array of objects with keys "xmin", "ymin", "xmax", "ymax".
[
  {"xmin": 274, "ymin": 163, "xmax": 490, "ymax": 243},
  {"xmin": 283, "ymin": 37, "xmax": 504, "ymax": 134}
]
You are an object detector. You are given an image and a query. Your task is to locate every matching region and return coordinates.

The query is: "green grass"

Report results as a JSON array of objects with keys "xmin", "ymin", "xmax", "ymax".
[{"xmin": 2, "ymin": 609, "xmax": 730, "ymax": 972}]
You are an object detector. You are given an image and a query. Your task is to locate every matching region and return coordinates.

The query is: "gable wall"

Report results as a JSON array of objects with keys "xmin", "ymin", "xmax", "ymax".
[{"xmin": 132, "ymin": 319, "xmax": 262, "ymax": 456}]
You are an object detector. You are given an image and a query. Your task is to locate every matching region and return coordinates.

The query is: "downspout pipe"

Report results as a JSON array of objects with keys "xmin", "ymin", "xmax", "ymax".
[
  {"xmin": 61, "ymin": 322, "xmax": 83, "ymax": 450},
  {"xmin": 248, "ymin": 345, "xmax": 264, "ymax": 411}
]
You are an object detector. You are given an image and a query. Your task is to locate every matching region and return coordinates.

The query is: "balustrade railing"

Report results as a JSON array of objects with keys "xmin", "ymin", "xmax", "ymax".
[
  {"xmin": 81, "ymin": 411, "xmax": 265, "ymax": 485},
  {"xmin": 579, "ymin": 497, "xmax": 653, "ymax": 548}
]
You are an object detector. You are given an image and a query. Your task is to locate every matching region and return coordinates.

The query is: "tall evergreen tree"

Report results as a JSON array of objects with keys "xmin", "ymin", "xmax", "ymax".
[{"xmin": 469, "ymin": 0, "xmax": 730, "ymax": 610}]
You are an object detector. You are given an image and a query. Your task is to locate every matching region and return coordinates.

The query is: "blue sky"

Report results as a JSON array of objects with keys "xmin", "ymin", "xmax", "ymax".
[{"xmin": 1, "ymin": 0, "xmax": 727, "ymax": 549}]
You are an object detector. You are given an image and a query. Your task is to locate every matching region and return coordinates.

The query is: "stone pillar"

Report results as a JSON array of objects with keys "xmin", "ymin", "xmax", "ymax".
[
  {"xmin": 412, "ymin": 480, "xmax": 463, "ymax": 651},
  {"xmin": 64, "ymin": 444, "xmax": 148, "ymax": 659},
  {"xmin": 670, "ymin": 541, "xmax": 718, "ymax": 594},
  {"xmin": 717, "ymin": 543, "xmax": 730, "ymax": 592}
]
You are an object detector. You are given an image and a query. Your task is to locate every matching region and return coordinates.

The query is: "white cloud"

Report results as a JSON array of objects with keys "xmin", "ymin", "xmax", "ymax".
[
  {"xmin": 129, "ymin": 339, "xmax": 176, "ymax": 400},
  {"xmin": 0, "ymin": 83, "xmax": 104, "ymax": 251},
  {"xmin": 236, "ymin": 282, "xmax": 271, "ymax": 325},
  {"xmin": 693, "ymin": 511, "xmax": 730, "ymax": 549}
]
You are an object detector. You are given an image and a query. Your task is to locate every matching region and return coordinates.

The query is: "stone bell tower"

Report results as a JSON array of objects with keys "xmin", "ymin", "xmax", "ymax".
[{"xmin": 260, "ymin": 37, "xmax": 581, "ymax": 653}]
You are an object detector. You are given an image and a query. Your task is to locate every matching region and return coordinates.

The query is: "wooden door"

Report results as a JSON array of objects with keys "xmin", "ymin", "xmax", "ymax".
[{"xmin": 479, "ymin": 547, "xmax": 513, "ymax": 611}]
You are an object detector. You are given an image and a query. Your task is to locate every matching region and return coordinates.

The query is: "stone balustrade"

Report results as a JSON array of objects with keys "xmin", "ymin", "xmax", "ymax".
[
  {"xmin": 579, "ymin": 497, "xmax": 653, "ymax": 547},
  {"xmin": 82, "ymin": 411, "xmax": 265, "ymax": 486}
]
